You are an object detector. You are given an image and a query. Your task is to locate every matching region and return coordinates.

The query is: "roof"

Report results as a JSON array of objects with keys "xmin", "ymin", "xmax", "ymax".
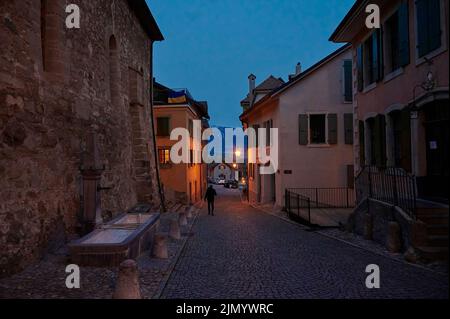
[
  {"xmin": 127, "ymin": 0, "xmax": 164, "ymax": 41},
  {"xmin": 240, "ymin": 44, "xmax": 351, "ymax": 121},
  {"xmin": 240, "ymin": 75, "xmax": 284, "ymax": 106},
  {"xmin": 254, "ymin": 76, "xmax": 285, "ymax": 92},
  {"xmin": 329, "ymin": 0, "xmax": 366, "ymax": 43},
  {"xmin": 153, "ymin": 81, "xmax": 210, "ymax": 119}
]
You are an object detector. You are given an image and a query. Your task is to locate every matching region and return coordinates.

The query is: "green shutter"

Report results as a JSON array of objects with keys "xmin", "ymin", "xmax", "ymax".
[
  {"xmin": 416, "ymin": 0, "xmax": 429, "ymax": 57},
  {"xmin": 359, "ymin": 121, "xmax": 366, "ymax": 166},
  {"xmin": 299, "ymin": 114, "xmax": 308, "ymax": 145},
  {"xmin": 374, "ymin": 115, "xmax": 387, "ymax": 168},
  {"xmin": 372, "ymin": 30, "xmax": 383, "ymax": 82},
  {"xmin": 428, "ymin": 0, "xmax": 442, "ymax": 52},
  {"xmin": 357, "ymin": 45, "xmax": 364, "ymax": 92},
  {"xmin": 344, "ymin": 60, "xmax": 353, "ymax": 102},
  {"xmin": 344, "ymin": 113, "xmax": 354, "ymax": 145},
  {"xmin": 398, "ymin": 0, "xmax": 410, "ymax": 67},
  {"xmin": 400, "ymin": 109, "xmax": 412, "ymax": 171},
  {"xmin": 328, "ymin": 113, "xmax": 338, "ymax": 145}
]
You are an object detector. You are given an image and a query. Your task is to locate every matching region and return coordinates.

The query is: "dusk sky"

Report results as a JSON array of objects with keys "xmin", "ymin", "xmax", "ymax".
[{"xmin": 147, "ymin": 0, "xmax": 355, "ymax": 128}]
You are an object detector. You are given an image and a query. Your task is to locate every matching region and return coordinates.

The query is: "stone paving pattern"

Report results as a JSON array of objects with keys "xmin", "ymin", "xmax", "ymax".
[{"xmin": 162, "ymin": 188, "xmax": 449, "ymax": 299}]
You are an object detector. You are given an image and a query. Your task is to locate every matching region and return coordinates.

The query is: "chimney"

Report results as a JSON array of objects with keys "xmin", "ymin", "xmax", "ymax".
[
  {"xmin": 295, "ymin": 62, "xmax": 302, "ymax": 75},
  {"xmin": 248, "ymin": 74, "xmax": 256, "ymax": 94}
]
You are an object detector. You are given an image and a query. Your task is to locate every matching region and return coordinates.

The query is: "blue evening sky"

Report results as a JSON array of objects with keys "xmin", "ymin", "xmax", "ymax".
[{"xmin": 147, "ymin": 0, "xmax": 355, "ymax": 128}]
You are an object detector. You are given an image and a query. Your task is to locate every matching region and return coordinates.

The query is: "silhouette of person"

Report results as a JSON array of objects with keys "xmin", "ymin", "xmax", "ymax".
[{"xmin": 204, "ymin": 185, "xmax": 217, "ymax": 216}]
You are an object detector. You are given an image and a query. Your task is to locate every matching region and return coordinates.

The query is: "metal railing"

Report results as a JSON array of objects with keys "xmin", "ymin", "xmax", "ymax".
[
  {"xmin": 355, "ymin": 166, "xmax": 417, "ymax": 218},
  {"xmin": 287, "ymin": 188, "xmax": 356, "ymax": 209},
  {"xmin": 285, "ymin": 189, "xmax": 311, "ymax": 224}
]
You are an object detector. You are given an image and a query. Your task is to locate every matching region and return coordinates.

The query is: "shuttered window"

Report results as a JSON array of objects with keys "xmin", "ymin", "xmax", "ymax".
[
  {"xmin": 156, "ymin": 117, "xmax": 170, "ymax": 136},
  {"xmin": 384, "ymin": 1, "xmax": 410, "ymax": 72},
  {"xmin": 299, "ymin": 115, "xmax": 308, "ymax": 145},
  {"xmin": 372, "ymin": 29, "xmax": 383, "ymax": 82},
  {"xmin": 357, "ymin": 45, "xmax": 364, "ymax": 92},
  {"xmin": 343, "ymin": 60, "xmax": 353, "ymax": 102},
  {"xmin": 361, "ymin": 30, "xmax": 383, "ymax": 87},
  {"xmin": 327, "ymin": 114, "xmax": 338, "ymax": 145},
  {"xmin": 398, "ymin": 1, "xmax": 410, "ymax": 67},
  {"xmin": 344, "ymin": 113, "xmax": 354, "ymax": 145},
  {"xmin": 310, "ymin": 114, "xmax": 327, "ymax": 144},
  {"xmin": 373, "ymin": 115, "xmax": 387, "ymax": 168},
  {"xmin": 417, "ymin": 0, "xmax": 442, "ymax": 58},
  {"xmin": 359, "ymin": 121, "xmax": 366, "ymax": 166}
]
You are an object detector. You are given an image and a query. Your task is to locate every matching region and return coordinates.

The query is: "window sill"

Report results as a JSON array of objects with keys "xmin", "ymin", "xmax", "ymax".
[
  {"xmin": 415, "ymin": 46, "xmax": 447, "ymax": 67},
  {"xmin": 362, "ymin": 82, "xmax": 377, "ymax": 94},
  {"xmin": 383, "ymin": 68, "xmax": 404, "ymax": 84},
  {"xmin": 307, "ymin": 143, "xmax": 331, "ymax": 148}
]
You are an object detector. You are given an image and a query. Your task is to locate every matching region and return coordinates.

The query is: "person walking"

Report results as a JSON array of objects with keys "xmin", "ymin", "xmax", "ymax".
[{"xmin": 204, "ymin": 185, "xmax": 217, "ymax": 216}]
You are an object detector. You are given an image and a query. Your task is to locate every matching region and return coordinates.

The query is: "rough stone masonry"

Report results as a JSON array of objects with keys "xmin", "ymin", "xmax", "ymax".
[{"xmin": 0, "ymin": 0, "xmax": 164, "ymax": 277}]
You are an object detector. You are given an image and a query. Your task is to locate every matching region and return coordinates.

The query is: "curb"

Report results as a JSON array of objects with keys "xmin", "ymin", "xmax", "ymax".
[{"xmin": 152, "ymin": 203, "xmax": 203, "ymax": 299}]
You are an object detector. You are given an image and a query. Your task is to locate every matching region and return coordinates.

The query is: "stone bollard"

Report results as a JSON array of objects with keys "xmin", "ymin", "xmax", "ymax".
[
  {"xmin": 404, "ymin": 246, "xmax": 419, "ymax": 264},
  {"xmin": 112, "ymin": 259, "xmax": 141, "ymax": 299},
  {"xmin": 386, "ymin": 221, "xmax": 402, "ymax": 253},
  {"xmin": 169, "ymin": 219, "xmax": 181, "ymax": 240},
  {"xmin": 363, "ymin": 213, "xmax": 373, "ymax": 240},
  {"xmin": 186, "ymin": 206, "xmax": 193, "ymax": 219},
  {"xmin": 179, "ymin": 212, "xmax": 188, "ymax": 226},
  {"xmin": 152, "ymin": 233, "xmax": 168, "ymax": 259}
]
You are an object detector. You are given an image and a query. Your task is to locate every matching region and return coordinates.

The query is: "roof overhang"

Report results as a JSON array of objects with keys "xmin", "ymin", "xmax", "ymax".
[
  {"xmin": 329, "ymin": 0, "xmax": 368, "ymax": 43},
  {"xmin": 128, "ymin": 0, "xmax": 164, "ymax": 41}
]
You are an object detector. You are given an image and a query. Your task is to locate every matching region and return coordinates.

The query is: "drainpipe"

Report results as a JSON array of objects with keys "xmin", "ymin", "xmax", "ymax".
[{"xmin": 149, "ymin": 41, "xmax": 166, "ymax": 212}]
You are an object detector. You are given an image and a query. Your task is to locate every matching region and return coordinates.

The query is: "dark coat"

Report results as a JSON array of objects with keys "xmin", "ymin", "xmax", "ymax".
[{"xmin": 204, "ymin": 187, "xmax": 217, "ymax": 202}]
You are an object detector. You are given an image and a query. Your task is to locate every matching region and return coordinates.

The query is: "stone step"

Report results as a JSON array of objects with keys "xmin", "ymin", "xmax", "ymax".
[
  {"xmin": 427, "ymin": 235, "xmax": 449, "ymax": 247},
  {"xmin": 416, "ymin": 246, "xmax": 449, "ymax": 262},
  {"xmin": 427, "ymin": 224, "xmax": 449, "ymax": 236},
  {"xmin": 418, "ymin": 214, "xmax": 449, "ymax": 225}
]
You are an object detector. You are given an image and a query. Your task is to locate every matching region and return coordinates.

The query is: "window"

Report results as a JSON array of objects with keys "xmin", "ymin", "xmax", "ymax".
[
  {"xmin": 264, "ymin": 120, "xmax": 273, "ymax": 146},
  {"xmin": 188, "ymin": 119, "xmax": 193, "ymax": 137},
  {"xmin": 384, "ymin": 2, "xmax": 410, "ymax": 73},
  {"xmin": 343, "ymin": 60, "xmax": 353, "ymax": 102},
  {"xmin": 253, "ymin": 124, "xmax": 260, "ymax": 147},
  {"xmin": 310, "ymin": 114, "xmax": 326, "ymax": 144},
  {"xmin": 344, "ymin": 113, "xmax": 354, "ymax": 145},
  {"xmin": 158, "ymin": 148, "xmax": 170, "ymax": 165},
  {"xmin": 299, "ymin": 114, "xmax": 337, "ymax": 145},
  {"xmin": 357, "ymin": 30, "xmax": 382, "ymax": 90},
  {"xmin": 417, "ymin": 0, "xmax": 442, "ymax": 58},
  {"xmin": 156, "ymin": 117, "xmax": 170, "ymax": 136}
]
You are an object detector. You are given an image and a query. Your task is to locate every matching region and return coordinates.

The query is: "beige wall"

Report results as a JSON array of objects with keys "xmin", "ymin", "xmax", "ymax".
[{"xmin": 246, "ymin": 48, "xmax": 354, "ymax": 207}]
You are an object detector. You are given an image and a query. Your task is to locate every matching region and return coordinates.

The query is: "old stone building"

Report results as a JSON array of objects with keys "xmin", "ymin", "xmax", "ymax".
[{"xmin": 0, "ymin": 0, "xmax": 164, "ymax": 277}]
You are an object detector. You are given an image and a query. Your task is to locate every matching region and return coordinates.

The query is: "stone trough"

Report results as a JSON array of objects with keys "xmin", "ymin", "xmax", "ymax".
[{"xmin": 69, "ymin": 210, "xmax": 160, "ymax": 267}]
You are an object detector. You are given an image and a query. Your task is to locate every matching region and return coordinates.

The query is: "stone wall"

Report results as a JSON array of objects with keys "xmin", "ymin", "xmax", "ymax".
[
  {"xmin": 0, "ymin": 0, "xmax": 161, "ymax": 277},
  {"xmin": 349, "ymin": 198, "xmax": 427, "ymax": 252}
]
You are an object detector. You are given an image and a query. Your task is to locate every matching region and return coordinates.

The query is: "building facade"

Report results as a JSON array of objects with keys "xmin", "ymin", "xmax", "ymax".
[
  {"xmin": 331, "ymin": 0, "xmax": 448, "ymax": 258},
  {"xmin": 153, "ymin": 82, "xmax": 210, "ymax": 206},
  {"xmin": 331, "ymin": 0, "xmax": 448, "ymax": 201},
  {"xmin": 0, "ymin": 0, "xmax": 164, "ymax": 277},
  {"xmin": 240, "ymin": 46, "xmax": 354, "ymax": 208}
]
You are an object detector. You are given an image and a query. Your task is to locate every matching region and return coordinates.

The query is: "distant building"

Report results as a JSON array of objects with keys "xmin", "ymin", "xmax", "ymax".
[
  {"xmin": 240, "ymin": 45, "xmax": 354, "ymax": 208},
  {"xmin": 153, "ymin": 82, "xmax": 210, "ymax": 205}
]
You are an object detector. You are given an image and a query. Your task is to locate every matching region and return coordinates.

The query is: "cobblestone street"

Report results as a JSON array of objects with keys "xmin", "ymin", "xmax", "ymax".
[{"xmin": 161, "ymin": 187, "xmax": 448, "ymax": 299}]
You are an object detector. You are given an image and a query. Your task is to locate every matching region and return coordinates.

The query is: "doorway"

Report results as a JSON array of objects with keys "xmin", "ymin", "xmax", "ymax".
[{"xmin": 423, "ymin": 100, "xmax": 449, "ymax": 202}]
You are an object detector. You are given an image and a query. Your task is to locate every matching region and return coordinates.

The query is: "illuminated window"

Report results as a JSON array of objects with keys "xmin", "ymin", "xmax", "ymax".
[{"xmin": 158, "ymin": 149, "xmax": 170, "ymax": 164}]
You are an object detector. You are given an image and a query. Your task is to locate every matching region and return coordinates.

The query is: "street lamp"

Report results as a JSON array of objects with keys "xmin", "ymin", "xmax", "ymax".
[{"xmin": 411, "ymin": 71, "xmax": 436, "ymax": 119}]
